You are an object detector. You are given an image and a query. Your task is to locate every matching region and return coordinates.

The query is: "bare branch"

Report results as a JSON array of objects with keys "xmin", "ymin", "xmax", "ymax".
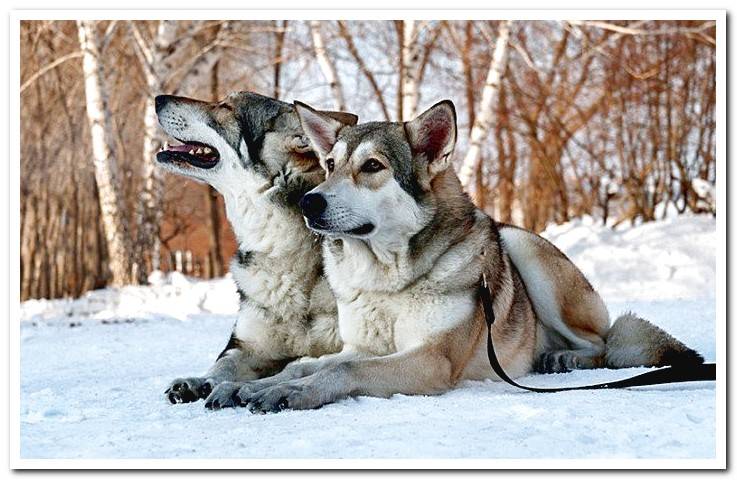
[
  {"xmin": 567, "ymin": 19, "xmax": 715, "ymax": 37},
  {"xmin": 20, "ymin": 51, "xmax": 83, "ymax": 95},
  {"xmin": 337, "ymin": 20, "xmax": 390, "ymax": 120}
]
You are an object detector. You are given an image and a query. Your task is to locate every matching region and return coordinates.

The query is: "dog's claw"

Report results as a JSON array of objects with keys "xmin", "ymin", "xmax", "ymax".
[{"xmin": 164, "ymin": 377, "xmax": 213, "ymax": 404}]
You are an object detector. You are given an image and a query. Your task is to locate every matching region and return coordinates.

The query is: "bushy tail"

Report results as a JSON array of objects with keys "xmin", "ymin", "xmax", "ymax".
[{"xmin": 604, "ymin": 312, "xmax": 704, "ymax": 369}]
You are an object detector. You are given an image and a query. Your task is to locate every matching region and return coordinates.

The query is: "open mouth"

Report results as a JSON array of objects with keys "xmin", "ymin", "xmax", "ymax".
[{"xmin": 156, "ymin": 139, "xmax": 220, "ymax": 169}]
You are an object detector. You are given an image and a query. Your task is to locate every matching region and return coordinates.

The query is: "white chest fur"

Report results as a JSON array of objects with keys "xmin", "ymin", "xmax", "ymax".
[{"xmin": 324, "ymin": 238, "xmax": 476, "ymax": 355}]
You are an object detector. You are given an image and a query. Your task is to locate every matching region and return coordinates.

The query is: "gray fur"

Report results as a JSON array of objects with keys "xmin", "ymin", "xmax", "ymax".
[
  {"xmin": 333, "ymin": 122, "xmax": 424, "ymax": 200},
  {"xmin": 156, "ymin": 92, "xmax": 354, "ymax": 405}
]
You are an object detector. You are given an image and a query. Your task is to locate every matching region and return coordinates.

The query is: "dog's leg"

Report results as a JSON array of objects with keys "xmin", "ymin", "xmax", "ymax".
[
  {"xmin": 204, "ymin": 349, "xmax": 363, "ymax": 409},
  {"xmin": 244, "ymin": 345, "xmax": 454, "ymax": 413},
  {"xmin": 165, "ymin": 335, "xmax": 288, "ymax": 404}
]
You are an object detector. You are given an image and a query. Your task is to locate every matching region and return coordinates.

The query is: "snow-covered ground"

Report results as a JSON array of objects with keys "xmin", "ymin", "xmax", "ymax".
[{"xmin": 18, "ymin": 214, "xmax": 718, "ymax": 460}]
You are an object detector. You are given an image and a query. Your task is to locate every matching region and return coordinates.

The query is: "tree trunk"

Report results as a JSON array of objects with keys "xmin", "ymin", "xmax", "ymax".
[
  {"xmin": 458, "ymin": 20, "xmax": 511, "ymax": 202},
  {"xmin": 204, "ymin": 186, "xmax": 224, "ymax": 278},
  {"xmin": 309, "ymin": 21, "xmax": 345, "ymax": 110},
  {"xmin": 400, "ymin": 20, "xmax": 422, "ymax": 121},
  {"xmin": 395, "ymin": 21, "xmax": 404, "ymax": 121},
  {"xmin": 77, "ymin": 20, "xmax": 133, "ymax": 287},
  {"xmin": 170, "ymin": 21, "xmax": 226, "ymax": 96},
  {"xmin": 273, "ymin": 20, "xmax": 288, "ymax": 99},
  {"xmin": 130, "ymin": 20, "xmax": 179, "ymax": 281}
]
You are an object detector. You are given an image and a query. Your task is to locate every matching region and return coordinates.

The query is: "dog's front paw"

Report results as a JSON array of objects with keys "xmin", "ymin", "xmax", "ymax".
[
  {"xmin": 164, "ymin": 377, "xmax": 214, "ymax": 404},
  {"xmin": 204, "ymin": 382, "xmax": 243, "ymax": 410},
  {"xmin": 231, "ymin": 382, "xmax": 269, "ymax": 407},
  {"xmin": 247, "ymin": 382, "xmax": 322, "ymax": 414}
]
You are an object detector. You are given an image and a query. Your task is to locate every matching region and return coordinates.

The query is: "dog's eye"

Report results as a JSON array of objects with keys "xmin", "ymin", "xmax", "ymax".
[
  {"xmin": 360, "ymin": 158, "xmax": 386, "ymax": 173},
  {"xmin": 326, "ymin": 158, "xmax": 335, "ymax": 173}
]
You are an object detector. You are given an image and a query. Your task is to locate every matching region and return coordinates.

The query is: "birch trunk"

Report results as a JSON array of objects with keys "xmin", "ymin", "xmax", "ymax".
[
  {"xmin": 458, "ymin": 20, "xmax": 511, "ymax": 200},
  {"xmin": 131, "ymin": 20, "xmax": 179, "ymax": 280},
  {"xmin": 309, "ymin": 21, "xmax": 346, "ymax": 110},
  {"xmin": 77, "ymin": 20, "xmax": 132, "ymax": 286},
  {"xmin": 400, "ymin": 20, "xmax": 422, "ymax": 121},
  {"xmin": 170, "ymin": 26, "xmax": 225, "ymax": 96}
]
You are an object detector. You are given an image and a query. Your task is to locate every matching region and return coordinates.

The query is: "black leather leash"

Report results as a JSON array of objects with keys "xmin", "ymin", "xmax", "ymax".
[{"xmin": 478, "ymin": 275, "xmax": 716, "ymax": 393}]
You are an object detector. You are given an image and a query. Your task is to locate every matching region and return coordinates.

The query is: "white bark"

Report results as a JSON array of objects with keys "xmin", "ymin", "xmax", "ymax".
[
  {"xmin": 77, "ymin": 20, "xmax": 132, "ymax": 286},
  {"xmin": 130, "ymin": 20, "xmax": 226, "ymax": 280},
  {"xmin": 458, "ymin": 20, "xmax": 512, "ymax": 196},
  {"xmin": 130, "ymin": 20, "xmax": 180, "ymax": 277},
  {"xmin": 170, "ymin": 21, "xmax": 228, "ymax": 95},
  {"xmin": 400, "ymin": 20, "xmax": 423, "ymax": 121},
  {"xmin": 309, "ymin": 20, "xmax": 346, "ymax": 111}
]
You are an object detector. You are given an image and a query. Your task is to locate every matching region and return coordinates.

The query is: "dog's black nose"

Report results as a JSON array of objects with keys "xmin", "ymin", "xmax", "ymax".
[
  {"xmin": 300, "ymin": 193, "xmax": 327, "ymax": 219},
  {"xmin": 155, "ymin": 95, "xmax": 172, "ymax": 114}
]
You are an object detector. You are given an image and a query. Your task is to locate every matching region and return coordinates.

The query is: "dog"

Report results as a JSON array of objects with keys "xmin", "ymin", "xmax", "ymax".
[
  {"xmin": 214, "ymin": 99, "xmax": 704, "ymax": 414},
  {"xmin": 154, "ymin": 92, "xmax": 357, "ymax": 406}
]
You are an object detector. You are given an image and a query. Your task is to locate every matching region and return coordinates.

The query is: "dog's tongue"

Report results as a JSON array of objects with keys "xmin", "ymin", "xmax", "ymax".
[{"xmin": 167, "ymin": 144, "xmax": 195, "ymax": 153}]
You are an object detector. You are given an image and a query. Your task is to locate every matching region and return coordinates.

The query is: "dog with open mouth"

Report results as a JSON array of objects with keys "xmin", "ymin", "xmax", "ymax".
[{"xmin": 154, "ymin": 92, "xmax": 357, "ymax": 407}]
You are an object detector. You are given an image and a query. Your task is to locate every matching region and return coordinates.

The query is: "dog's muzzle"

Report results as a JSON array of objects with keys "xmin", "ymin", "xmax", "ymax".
[{"xmin": 300, "ymin": 192, "xmax": 375, "ymax": 236}]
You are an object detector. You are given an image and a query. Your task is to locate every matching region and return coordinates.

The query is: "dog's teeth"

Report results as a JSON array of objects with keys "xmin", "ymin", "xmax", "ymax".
[
  {"xmin": 203, "ymin": 147, "xmax": 212, "ymax": 154},
  {"xmin": 195, "ymin": 148, "xmax": 203, "ymax": 154},
  {"xmin": 188, "ymin": 149, "xmax": 195, "ymax": 155}
]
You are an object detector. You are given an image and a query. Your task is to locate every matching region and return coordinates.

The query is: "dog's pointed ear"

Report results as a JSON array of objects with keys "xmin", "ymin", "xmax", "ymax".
[
  {"xmin": 404, "ymin": 100, "xmax": 457, "ymax": 179},
  {"xmin": 294, "ymin": 101, "xmax": 355, "ymax": 157},
  {"xmin": 318, "ymin": 110, "xmax": 358, "ymax": 127}
]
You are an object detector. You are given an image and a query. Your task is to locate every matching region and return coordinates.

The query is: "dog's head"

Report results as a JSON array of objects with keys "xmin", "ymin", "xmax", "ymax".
[
  {"xmin": 295, "ymin": 100, "xmax": 457, "ymax": 242},
  {"xmin": 155, "ymin": 92, "xmax": 358, "ymax": 207}
]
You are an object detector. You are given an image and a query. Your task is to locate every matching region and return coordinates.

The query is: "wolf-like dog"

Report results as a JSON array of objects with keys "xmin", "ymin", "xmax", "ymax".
[
  {"xmin": 154, "ymin": 92, "xmax": 357, "ymax": 406},
  {"xmin": 216, "ymin": 99, "xmax": 703, "ymax": 414}
]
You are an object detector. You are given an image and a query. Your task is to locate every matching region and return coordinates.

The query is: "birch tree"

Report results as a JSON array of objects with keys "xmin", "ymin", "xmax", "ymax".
[
  {"xmin": 399, "ymin": 20, "xmax": 423, "ymax": 121},
  {"xmin": 458, "ymin": 20, "xmax": 511, "ymax": 202},
  {"xmin": 129, "ymin": 20, "xmax": 227, "ymax": 281},
  {"xmin": 309, "ymin": 21, "xmax": 346, "ymax": 110},
  {"xmin": 77, "ymin": 20, "xmax": 133, "ymax": 286},
  {"xmin": 129, "ymin": 20, "xmax": 179, "ymax": 279}
]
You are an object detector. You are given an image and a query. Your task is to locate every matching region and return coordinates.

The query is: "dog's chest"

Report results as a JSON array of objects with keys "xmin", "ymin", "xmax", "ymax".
[{"xmin": 336, "ymin": 283, "xmax": 476, "ymax": 355}]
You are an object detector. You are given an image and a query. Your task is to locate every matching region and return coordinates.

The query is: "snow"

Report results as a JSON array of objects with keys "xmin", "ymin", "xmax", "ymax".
[
  {"xmin": 20, "ymin": 271, "xmax": 239, "ymax": 324},
  {"xmin": 540, "ymin": 213, "xmax": 716, "ymax": 301},
  {"xmin": 18, "ymin": 214, "xmax": 718, "ymax": 460}
]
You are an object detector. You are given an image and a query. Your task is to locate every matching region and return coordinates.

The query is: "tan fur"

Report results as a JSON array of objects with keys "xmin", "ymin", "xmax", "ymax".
[
  {"xmin": 204, "ymin": 99, "xmax": 702, "ymax": 412},
  {"xmin": 605, "ymin": 312, "xmax": 703, "ymax": 368},
  {"xmin": 226, "ymin": 102, "xmax": 545, "ymax": 412}
]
